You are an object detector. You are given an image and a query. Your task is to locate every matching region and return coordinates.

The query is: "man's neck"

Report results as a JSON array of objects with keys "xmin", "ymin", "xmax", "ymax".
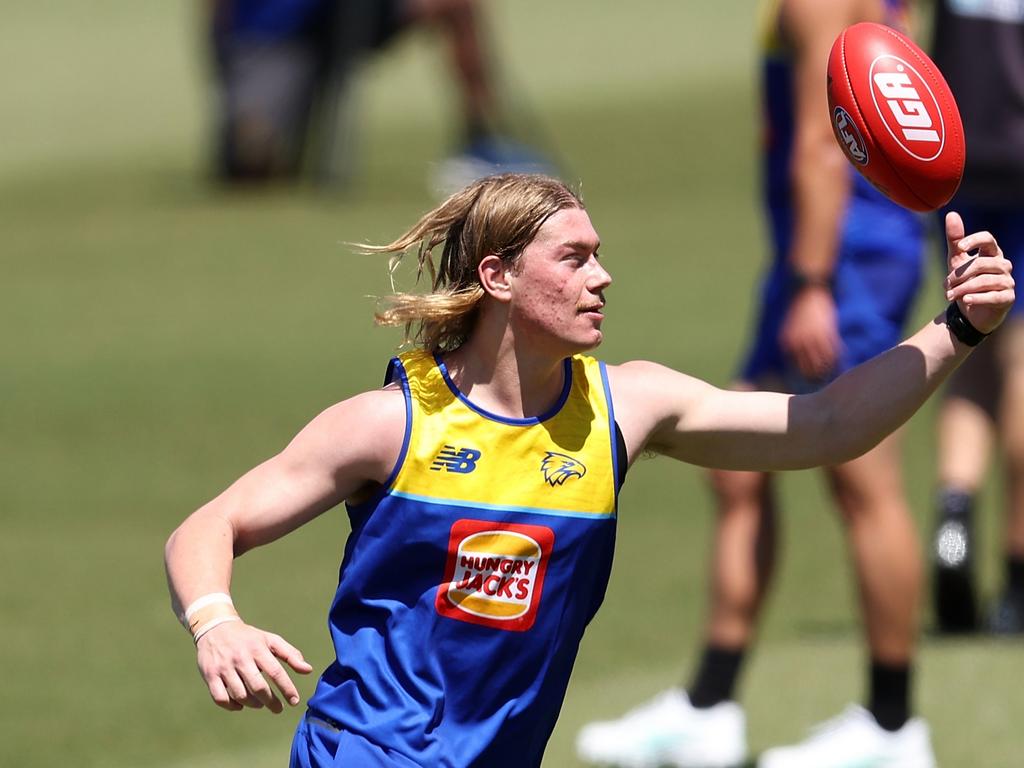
[{"xmin": 442, "ymin": 332, "xmax": 569, "ymax": 420}]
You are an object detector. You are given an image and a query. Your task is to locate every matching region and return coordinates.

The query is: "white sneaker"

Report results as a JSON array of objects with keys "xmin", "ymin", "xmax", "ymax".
[
  {"xmin": 576, "ymin": 688, "xmax": 747, "ymax": 768},
  {"xmin": 429, "ymin": 137, "xmax": 553, "ymax": 198},
  {"xmin": 758, "ymin": 705, "xmax": 937, "ymax": 768}
]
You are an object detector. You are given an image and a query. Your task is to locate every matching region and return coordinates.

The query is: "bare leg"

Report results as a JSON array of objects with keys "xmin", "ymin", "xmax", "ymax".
[
  {"xmin": 989, "ymin": 320, "xmax": 1024, "ymax": 633},
  {"xmin": 937, "ymin": 329, "xmax": 999, "ymax": 493},
  {"xmin": 933, "ymin": 325, "xmax": 999, "ymax": 631},
  {"xmin": 826, "ymin": 431, "xmax": 920, "ymax": 730},
  {"xmin": 404, "ymin": 0, "xmax": 494, "ymax": 137},
  {"xmin": 937, "ymin": 398, "xmax": 995, "ymax": 491},
  {"xmin": 997, "ymin": 321, "xmax": 1024, "ymax": 560},
  {"xmin": 704, "ymin": 468, "xmax": 777, "ymax": 650},
  {"xmin": 830, "ymin": 431, "xmax": 919, "ymax": 664}
]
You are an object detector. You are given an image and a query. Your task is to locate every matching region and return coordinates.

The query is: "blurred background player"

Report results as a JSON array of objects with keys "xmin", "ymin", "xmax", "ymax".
[
  {"xmin": 208, "ymin": 0, "xmax": 550, "ymax": 187},
  {"xmin": 930, "ymin": 0, "xmax": 1024, "ymax": 635},
  {"xmin": 576, "ymin": 1, "xmax": 936, "ymax": 766}
]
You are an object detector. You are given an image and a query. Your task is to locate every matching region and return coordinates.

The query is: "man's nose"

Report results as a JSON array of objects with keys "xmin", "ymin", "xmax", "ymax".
[{"xmin": 591, "ymin": 260, "xmax": 612, "ymax": 289}]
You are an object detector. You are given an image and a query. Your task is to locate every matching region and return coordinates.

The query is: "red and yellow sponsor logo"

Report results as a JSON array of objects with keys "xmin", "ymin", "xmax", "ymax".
[{"xmin": 436, "ymin": 519, "xmax": 554, "ymax": 632}]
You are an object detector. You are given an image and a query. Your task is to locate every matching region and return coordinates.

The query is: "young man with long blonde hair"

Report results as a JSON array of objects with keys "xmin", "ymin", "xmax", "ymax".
[{"xmin": 165, "ymin": 173, "xmax": 1013, "ymax": 767}]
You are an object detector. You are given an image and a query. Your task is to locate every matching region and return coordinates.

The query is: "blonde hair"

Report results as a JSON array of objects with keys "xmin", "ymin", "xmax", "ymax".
[{"xmin": 367, "ymin": 173, "xmax": 584, "ymax": 352}]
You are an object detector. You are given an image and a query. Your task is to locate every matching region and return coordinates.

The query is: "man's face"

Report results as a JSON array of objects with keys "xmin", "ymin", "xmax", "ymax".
[{"xmin": 507, "ymin": 207, "xmax": 612, "ymax": 355}]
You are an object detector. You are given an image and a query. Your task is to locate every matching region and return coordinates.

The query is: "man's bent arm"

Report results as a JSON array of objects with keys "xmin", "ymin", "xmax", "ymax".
[{"xmin": 163, "ymin": 387, "xmax": 405, "ymax": 711}]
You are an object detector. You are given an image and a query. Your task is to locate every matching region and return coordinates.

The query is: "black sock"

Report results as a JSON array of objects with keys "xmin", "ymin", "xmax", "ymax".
[
  {"xmin": 1006, "ymin": 555, "xmax": 1024, "ymax": 598},
  {"xmin": 869, "ymin": 661, "xmax": 910, "ymax": 732},
  {"xmin": 688, "ymin": 646, "xmax": 745, "ymax": 709}
]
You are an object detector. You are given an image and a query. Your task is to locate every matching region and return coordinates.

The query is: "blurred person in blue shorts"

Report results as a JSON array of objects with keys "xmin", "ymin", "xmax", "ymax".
[
  {"xmin": 576, "ymin": 2, "xmax": 940, "ymax": 767},
  {"xmin": 930, "ymin": 0, "xmax": 1024, "ymax": 636},
  {"xmin": 208, "ymin": 0, "xmax": 550, "ymax": 185},
  {"xmin": 164, "ymin": 172, "xmax": 1012, "ymax": 767}
]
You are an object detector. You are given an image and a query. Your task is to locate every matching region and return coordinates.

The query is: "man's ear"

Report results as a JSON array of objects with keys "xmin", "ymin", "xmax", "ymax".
[{"xmin": 478, "ymin": 254, "xmax": 512, "ymax": 302}]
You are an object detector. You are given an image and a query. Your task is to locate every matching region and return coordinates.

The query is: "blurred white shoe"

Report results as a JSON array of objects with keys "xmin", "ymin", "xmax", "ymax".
[
  {"xmin": 758, "ymin": 705, "xmax": 936, "ymax": 768},
  {"xmin": 576, "ymin": 688, "xmax": 747, "ymax": 768},
  {"xmin": 430, "ymin": 137, "xmax": 554, "ymax": 198}
]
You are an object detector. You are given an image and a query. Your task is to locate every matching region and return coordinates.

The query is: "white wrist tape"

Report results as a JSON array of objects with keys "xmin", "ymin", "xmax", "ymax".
[
  {"xmin": 181, "ymin": 592, "xmax": 239, "ymax": 642},
  {"xmin": 183, "ymin": 592, "xmax": 234, "ymax": 623},
  {"xmin": 192, "ymin": 614, "xmax": 242, "ymax": 645}
]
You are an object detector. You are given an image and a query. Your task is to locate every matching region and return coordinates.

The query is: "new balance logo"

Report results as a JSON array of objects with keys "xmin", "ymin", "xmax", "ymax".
[{"xmin": 431, "ymin": 445, "xmax": 482, "ymax": 474}]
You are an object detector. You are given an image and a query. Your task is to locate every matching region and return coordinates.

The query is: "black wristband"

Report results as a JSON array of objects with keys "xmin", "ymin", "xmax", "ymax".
[
  {"xmin": 788, "ymin": 271, "xmax": 834, "ymax": 292},
  {"xmin": 945, "ymin": 301, "xmax": 989, "ymax": 347}
]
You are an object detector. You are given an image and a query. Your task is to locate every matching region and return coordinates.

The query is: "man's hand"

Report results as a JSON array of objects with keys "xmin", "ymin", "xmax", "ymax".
[
  {"xmin": 780, "ymin": 285, "xmax": 842, "ymax": 380},
  {"xmin": 196, "ymin": 621, "xmax": 313, "ymax": 713},
  {"xmin": 945, "ymin": 212, "xmax": 1015, "ymax": 335}
]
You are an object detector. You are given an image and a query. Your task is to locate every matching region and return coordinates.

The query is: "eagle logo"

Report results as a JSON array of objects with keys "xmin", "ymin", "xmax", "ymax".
[{"xmin": 540, "ymin": 452, "xmax": 587, "ymax": 486}]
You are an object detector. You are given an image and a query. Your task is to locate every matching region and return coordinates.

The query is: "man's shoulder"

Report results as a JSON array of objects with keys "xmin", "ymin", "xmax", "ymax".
[
  {"xmin": 604, "ymin": 359, "xmax": 677, "ymax": 383},
  {"xmin": 336, "ymin": 385, "xmax": 406, "ymax": 421},
  {"xmin": 604, "ymin": 360, "xmax": 713, "ymax": 413},
  {"xmin": 290, "ymin": 386, "xmax": 408, "ymax": 487},
  {"xmin": 306, "ymin": 386, "xmax": 408, "ymax": 446},
  {"xmin": 597, "ymin": 360, "xmax": 708, "ymax": 461}
]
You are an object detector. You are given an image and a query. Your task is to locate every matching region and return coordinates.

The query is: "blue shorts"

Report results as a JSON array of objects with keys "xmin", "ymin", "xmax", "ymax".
[
  {"xmin": 291, "ymin": 714, "xmax": 337, "ymax": 768},
  {"xmin": 938, "ymin": 201, "xmax": 1024, "ymax": 318},
  {"xmin": 291, "ymin": 712, "xmax": 423, "ymax": 768},
  {"xmin": 740, "ymin": 192, "xmax": 923, "ymax": 392}
]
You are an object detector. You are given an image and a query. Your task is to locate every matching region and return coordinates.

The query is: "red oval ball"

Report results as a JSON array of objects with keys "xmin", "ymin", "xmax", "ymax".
[{"xmin": 827, "ymin": 22, "xmax": 965, "ymax": 212}]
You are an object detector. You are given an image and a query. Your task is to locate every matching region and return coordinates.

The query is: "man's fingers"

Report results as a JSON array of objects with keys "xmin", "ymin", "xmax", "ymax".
[
  {"xmin": 956, "ymin": 231, "xmax": 1000, "ymax": 258},
  {"xmin": 208, "ymin": 677, "xmax": 244, "ymax": 711},
  {"xmin": 258, "ymin": 633, "xmax": 311, "ymax": 707},
  {"xmin": 947, "ymin": 257, "xmax": 1013, "ymax": 291},
  {"xmin": 805, "ymin": 335, "xmax": 839, "ymax": 378},
  {"xmin": 947, "ymin": 273, "xmax": 1014, "ymax": 303},
  {"xmin": 786, "ymin": 338, "xmax": 836, "ymax": 380},
  {"xmin": 955, "ymin": 289, "xmax": 1016, "ymax": 307},
  {"xmin": 195, "ymin": 625, "xmax": 311, "ymax": 712},
  {"xmin": 945, "ymin": 211, "xmax": 966, "ymax": 250},
  {"xmin": 256, "ymin": 653, "xmax": 302, "ymax": 708},
  {"xmin": 239, "ymin": 662, "xmax": 283, "ymax": 713},
  {"xmin": 267, "ymin": 634, "xmax": 314, "ymax": 675},
  {"xmin": 222, "ymin": 670, "xmax": 264, "ymax": 709},
  {"xmin": 794, "ymin": 344, "xmax": 834, "ymax": 380},
  {"xmin": 945, "ymin": 211, "xmax": 976, "ymax": 272}
]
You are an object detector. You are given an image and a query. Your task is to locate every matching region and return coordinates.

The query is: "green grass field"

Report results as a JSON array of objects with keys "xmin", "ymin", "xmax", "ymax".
[{"xmin": 2, "ymin": 2, "xmax": 1020, "ymax": 766}]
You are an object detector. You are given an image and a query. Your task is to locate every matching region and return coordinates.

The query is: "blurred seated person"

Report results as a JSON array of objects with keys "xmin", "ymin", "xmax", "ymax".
[{"xmin": 208, "ymin": 0, "xmax": 551, "ymax": 187}]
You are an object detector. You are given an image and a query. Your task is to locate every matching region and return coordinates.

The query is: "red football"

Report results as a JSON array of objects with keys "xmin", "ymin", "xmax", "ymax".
[{"xmin": 827, "ymin": 22, "xmax": 964, "ymax": 212}]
